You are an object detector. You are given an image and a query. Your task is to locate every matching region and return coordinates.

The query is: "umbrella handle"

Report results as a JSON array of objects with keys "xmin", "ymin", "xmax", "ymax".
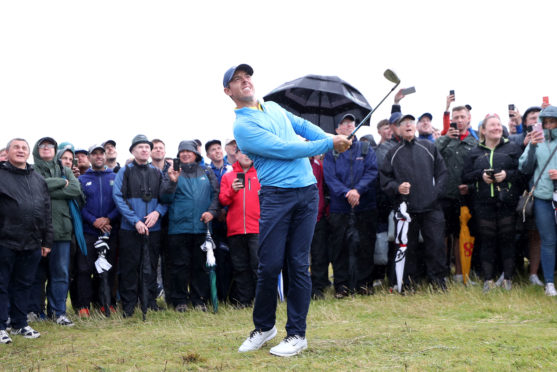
[{"xmin": 348, "ymin": 82, "xmax": 400, "ymax": 140}]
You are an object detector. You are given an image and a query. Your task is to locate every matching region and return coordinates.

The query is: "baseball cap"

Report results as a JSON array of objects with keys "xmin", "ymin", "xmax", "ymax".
[
  {"xmin": 88, "ymin": 144, "xmax": 105, "ymax": 154},
  {"xmin": 389, "ymin": 112, "xmax": 402, "ymax": 124},
  {"xmin": 75, "ymin": 148, "xmax": 89, "ymax": 156},
  {"xmin": 223, "ymin": 64, "xmax": 254, "ymax": 88},
  {"xmin": 103, "ymin": 140, "xmax": 116, "ymax": 148},
  {"xmin": 418, "ymin": 113, "xmax": 432, "ymax": 122},
  {"xmin": 205, "ymin": 139, "xmax": 221, "ymax": 153},
  {"xmin": 396, "ymin": 114, "xmax": 416, "ymax": 126}
]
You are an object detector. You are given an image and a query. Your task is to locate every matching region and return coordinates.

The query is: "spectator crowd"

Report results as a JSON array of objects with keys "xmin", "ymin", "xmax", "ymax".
[{"xmin": 1, "ymin": 90, "xmax": 557, "ymax": 345}]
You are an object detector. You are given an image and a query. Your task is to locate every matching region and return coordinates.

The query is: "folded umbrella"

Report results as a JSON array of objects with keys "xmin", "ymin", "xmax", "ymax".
[
  {"xmin": 94, "ymin": 233, "xmax": 112, "ymax": 317},
  {"xmin": 394, "ymin": 198, "xmax": 411, "ymax": 293},
  {"xmin": 201, "ymin": 225, "xmax": 218, "ymax": 313},
  {"xmin": 458, "ymin": 205, "xmax": 475, "ymax": 285},
  {"xmin": 69, "ymin": 199, "xmax": 87, "ymax": 256},
  {"xmin": 139, "ymin": 235, "xmax": 151, "ymax": 321}
]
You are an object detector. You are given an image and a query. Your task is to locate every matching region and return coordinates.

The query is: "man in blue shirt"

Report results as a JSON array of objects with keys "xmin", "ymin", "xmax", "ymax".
[{"xmin": 223, "ymin": 64, "xmax": 352, "ymax": 357}]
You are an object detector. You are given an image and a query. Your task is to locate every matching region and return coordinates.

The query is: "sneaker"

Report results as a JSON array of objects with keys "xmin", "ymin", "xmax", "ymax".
[
  {"xmin": 27, "ymin": 312, "xmax": 42, "ymax": 323},
  {"xmin": 373, "ymin": 279, "xmax": 385, "ymax": 288},
  {"xmin": 269, "ymin": 335, "xmax": 308, "ymax": 357},
  {"xmin": 529, "ymin": 274, "xmax": 544, "ymax": 287},
  {"xmin": 0, "ymin": 330, "xmax": 12, "ymax": 344},
  {"xmin": 502, "ymin": 279, "xmax": 512, "ymax": 291},
  {"xmin": 175, "ymin": 304, "xmax": 188, "ymax": 313},
  {"xmin": 238, "ymin": 326, "xmax": 277, "ymax": 353},
  {"xmin": 495, "ymin": 273, "xmax": 504, "ymax": 287},
  {"xmin": 453, "ymin": 274, "xmax": 463, "ymax": 283},
  {"xmin": 6, "ymin": 317, "xmax": 11, "ymax": 332},
  {"xmin": 100, "ymin": 306, "xmax": 117, "ymax": 314},
  {"xmin": 11, "ymin": 326, "xmax": 40, "ymax": 339},
  {"xmin": 483, "ymin": 280, "xmax": 495, "ymax": 293},
  {"xmin": 56, "ymin": 315, "xmax": 74, "ymax": 327},
  {"xmin": 545, "ymin": 283, "xmax": 557, "ymax": 297},
  {"xmin": 78, "ymin": 308, "xmax": 90, "ymax": 318}
]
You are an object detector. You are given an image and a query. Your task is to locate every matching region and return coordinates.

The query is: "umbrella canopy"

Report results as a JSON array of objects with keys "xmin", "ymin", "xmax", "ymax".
[{"xmin": 263, "ymin": 75, "xmax": 372, "ymax": 134}]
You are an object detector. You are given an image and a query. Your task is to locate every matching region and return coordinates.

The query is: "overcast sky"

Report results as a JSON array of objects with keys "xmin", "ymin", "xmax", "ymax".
[{"xmin": 1, "ymin": 0, "xmax": 555, "ymax": 163}]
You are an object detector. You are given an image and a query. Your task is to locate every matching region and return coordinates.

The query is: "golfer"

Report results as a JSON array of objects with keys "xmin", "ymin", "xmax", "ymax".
[{"xmin": 223, "ymin": 64, "xmax": 352, "ymax": 357}]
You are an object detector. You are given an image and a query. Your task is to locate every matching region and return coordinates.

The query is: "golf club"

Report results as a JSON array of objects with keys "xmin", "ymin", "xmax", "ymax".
[{"xmin": 347, "ymin": 69, "xmax": 401, "ymax": 140}]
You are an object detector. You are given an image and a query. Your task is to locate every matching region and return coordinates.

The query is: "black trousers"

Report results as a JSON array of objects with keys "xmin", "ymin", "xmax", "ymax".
[
  {"xmin": 228, "ymin": 233, "xmax": 259, "ymax": 305},
  {"xmin": 73, "ymin": 233, "xmax": 117, "ymax": 309},
  {"xmin": 310, "ymin": 218, "xmax": 330, "ymax": 294},
  {"xmin": 118, "ymin": 229, "xmax": 160, "ymax": 315},
  {"xmin": 167, "ymin": 233, "xmax": 209, "ymax": 307},
  {"xmin": 404, "ymin": 209, "xmax": 447, "ymax": 287},
  {"xmin": 329, "ymin": 209, "xmax": 377, "ymax": 293},
  {"xmin": 474, "ymin": 202, "xmax": 516, "ymax": 280}
]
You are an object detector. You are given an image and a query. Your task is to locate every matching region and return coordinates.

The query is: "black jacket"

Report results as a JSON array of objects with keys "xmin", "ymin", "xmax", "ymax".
[
  {"xmin": 0, "ymin": 161, "xmax": 53, "ymax": 251},
  {"xmin": 380, "ymin": 138, "xmax": 447, "ymax": 213},
  {"xmin": 461, "ymin": 138, "xmax": 523, "ymax": 205}
]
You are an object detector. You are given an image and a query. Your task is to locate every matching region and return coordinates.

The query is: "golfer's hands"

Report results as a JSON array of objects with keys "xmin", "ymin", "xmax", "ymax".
[
  {"xmin": 41, "ymin": 247, "xmax": 51, "ymax": 257},
  {"xmin": 144, "ymin": 211, "xmax": 160, "ymax": 229},
  {"xmin": 135, "ymin": 221, "xmax": 149, "ymax": 235},
  {"xmin": 494, "ymin": 170, "xmax": 507, "ymax": 183},
  {"xmin": 167, "ymin": 168, "xmax": 180, "ymax": 183},
  {"xmin": 398, "ymin": 182, "xmax": 411, "ymax": 195},
  {"xmin": 200, "ymin": 212, "xmax": 213, "ymax": 223},
  {"xmin": 346, "ymin": 189, "xmax": 360, "ymax": 207},
  {"xmin": 333, "ymin": 135, "xmax": 352, "ymax": 153},
  {"xmin": 231, "ymin": 178, "xmax": 244, "ymax": 192}
]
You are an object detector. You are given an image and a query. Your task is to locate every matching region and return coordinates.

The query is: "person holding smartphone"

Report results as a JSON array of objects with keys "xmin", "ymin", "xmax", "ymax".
[
  {"xmin": 519, "ymin": 106, "xmax": 557, "ymax": 296},
  {"xmin": 462, "ymin": 113, "xmax": 523, "ymax": 292},
  {"xmin": 219, "ymin": 149, "xmax": 261, "ymax": 307},
  {"xmin": 435, "ymin": 105, "xmax": 478, "ymax": 283}
]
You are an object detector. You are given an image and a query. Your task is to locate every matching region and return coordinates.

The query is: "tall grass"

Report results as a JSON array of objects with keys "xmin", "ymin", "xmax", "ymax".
[{"xmin": 2, "ymin": 282, "xmax": 557, "ymax": 371}]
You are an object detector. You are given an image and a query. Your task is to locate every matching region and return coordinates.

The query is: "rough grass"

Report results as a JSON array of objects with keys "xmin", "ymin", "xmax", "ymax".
[{"xmin": 3, "ymin": 282, "xmax": 557, "ymax": 371}]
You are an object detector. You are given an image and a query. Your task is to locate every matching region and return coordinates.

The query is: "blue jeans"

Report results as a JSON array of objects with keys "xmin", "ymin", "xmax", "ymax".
[
  {"xmin": 534, "ymin": 198, "xmax": 557, "ymax": 283},
  {"xmin": 252, "ymin": 185, "xmax": 318, "ymax": 337},
  {"xmin": 0, "ymin": 247, "xmax": 42, "ymax": 330},
  {"xmin": 30, "ymin": 241, "xmax": 70, "ymax": 317}
]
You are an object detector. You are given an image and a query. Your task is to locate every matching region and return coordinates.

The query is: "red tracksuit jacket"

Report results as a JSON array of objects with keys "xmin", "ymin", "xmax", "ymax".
[{"xmin": 219, "ymin": 162, "xmax": 261, "ymax": 237}]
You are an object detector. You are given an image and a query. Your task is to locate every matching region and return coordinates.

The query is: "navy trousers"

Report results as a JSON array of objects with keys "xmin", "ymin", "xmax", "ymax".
[{"xmin": 252, "ymin": 185, "xmax": 318, "ymax": 337}]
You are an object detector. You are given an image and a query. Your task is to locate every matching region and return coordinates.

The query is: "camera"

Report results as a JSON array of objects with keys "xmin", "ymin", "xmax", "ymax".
[{"xmin": 173, "ymin": 158, "xmax": 180, "ymax": 171}]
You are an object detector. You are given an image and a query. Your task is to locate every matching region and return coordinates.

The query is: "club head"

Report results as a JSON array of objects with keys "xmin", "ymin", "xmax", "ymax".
[{"xmin": 384, "ymin": 69, "xmax": 400, "ymax": 84}]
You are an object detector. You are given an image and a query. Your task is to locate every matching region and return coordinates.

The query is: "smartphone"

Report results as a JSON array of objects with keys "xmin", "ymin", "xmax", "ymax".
[
  {"xmin": 237, "ymin": 172, "xmax": 245, "ymax": 187},
  {"xmin": 449, "ymin": 89, "xmax": 455, "ymax": 96},
  {"xmin": 508, "ymin": 104, "xmax": 515, "ymax": 111},
  {"xmin": 401, "ymin": 86, "xmax": 416, "ymax": 95},
  {"xmin": 72, "ymin": 158, "xmax": 78, "ymax": 168},
  {"xmin": 450, "ymin": 122, "xmax": 457, "ymax": 130},
  {"xmin": 543, "ymin": 96, "xmax": 549, "ymax": 105},
  {"xmin": 173, "ymin": 158, "xmax": 180, "ymax": 171},
  {"xmin": 534, "ymin": 123, "xmax": 544, "ymax": 142},
  {"xmin": 526, "ymin": 125, "xmax": 533, "ymax": 133}
]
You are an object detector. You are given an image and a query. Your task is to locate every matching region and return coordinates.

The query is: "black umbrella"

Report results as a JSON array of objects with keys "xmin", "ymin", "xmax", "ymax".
[
  {"xmin": 263, "ymin": 75, "xmax": 372, "ymax": 134},
  {"xmin": 94, "ymin": 233, "xmax": 112, "ymax": 317}
]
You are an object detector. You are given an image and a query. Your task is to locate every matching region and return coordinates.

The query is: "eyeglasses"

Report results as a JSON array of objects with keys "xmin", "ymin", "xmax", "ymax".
[{"xmin": 39, "ymin": 143, "xmax": 55, "ymax": 149}]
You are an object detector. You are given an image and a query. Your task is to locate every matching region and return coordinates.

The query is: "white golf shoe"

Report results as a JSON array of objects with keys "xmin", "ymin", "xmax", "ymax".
[
  {"xmin": 529, "ymin": 274, "xmax": 544, "ymax": 287},
  {"xmin": 269, "ymin": 335, "xmax": 308, "ymax": 357},
  {"xmin": 238, "ymin": 326, "xmax": 277, "ymax": 352}
]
